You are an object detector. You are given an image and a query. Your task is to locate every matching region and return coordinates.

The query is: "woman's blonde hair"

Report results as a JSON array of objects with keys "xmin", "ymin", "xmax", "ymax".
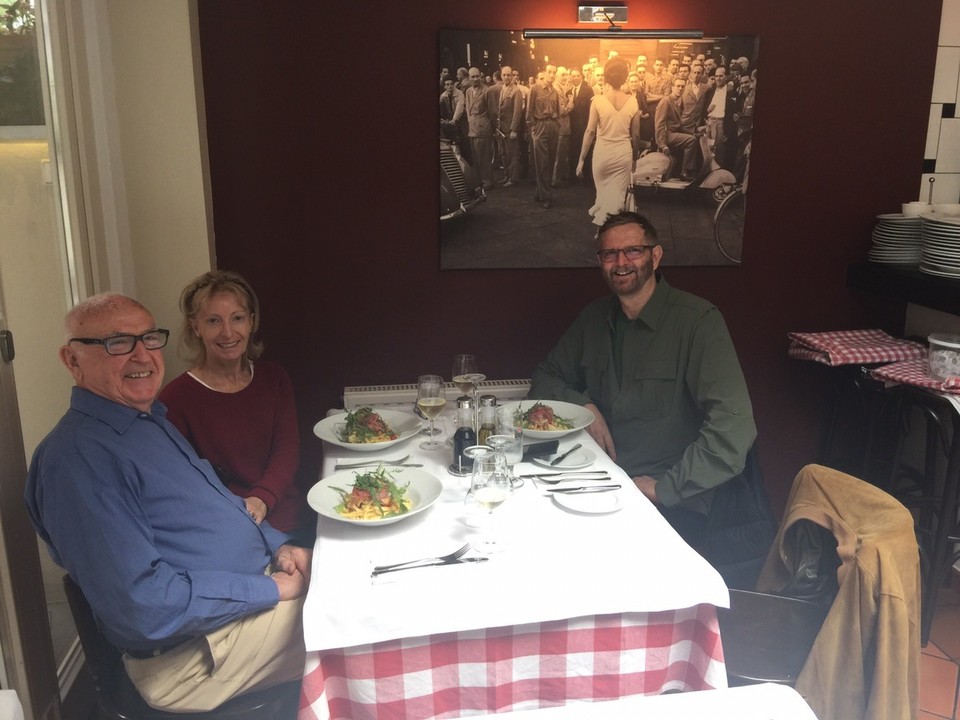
[{"xmin": 178, "ymin": 270, "xmax": 264, "ymax": 366}]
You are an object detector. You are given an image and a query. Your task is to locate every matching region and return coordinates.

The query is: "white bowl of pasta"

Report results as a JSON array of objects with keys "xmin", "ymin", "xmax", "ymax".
[
  {"xmin": 307, "ymin": 467, "xmax": 443, "ymax": 526},
  {"xmin": 499, "ymin": 400, "xmax": 595, "ymax": 440},
  {"xmin": 313, "ymin": 407, "xmax": 422, "ymax": 452}
]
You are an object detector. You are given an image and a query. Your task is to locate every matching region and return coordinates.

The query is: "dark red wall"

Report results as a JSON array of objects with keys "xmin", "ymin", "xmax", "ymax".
[{"xmin": 195, "ymin": 0, "xmax": 940, "ymax": 515}]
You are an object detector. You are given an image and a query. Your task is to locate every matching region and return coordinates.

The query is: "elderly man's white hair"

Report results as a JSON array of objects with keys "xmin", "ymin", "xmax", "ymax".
[{"xmin": 63, "ymin": 293, "xmax": 149, "ymax": 343}]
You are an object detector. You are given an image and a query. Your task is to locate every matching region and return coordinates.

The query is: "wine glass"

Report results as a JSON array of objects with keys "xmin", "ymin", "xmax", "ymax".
[
  {"xmin": 467, "ymin": 452, "xmax": 512, "ymax": 553},
  {"xmin": 416, "ymin": 374, "xmax": 447, "ymax": 450},
  {"xmin": 452, "ymin": 354, "xmax": 486, "ymax": 430}
]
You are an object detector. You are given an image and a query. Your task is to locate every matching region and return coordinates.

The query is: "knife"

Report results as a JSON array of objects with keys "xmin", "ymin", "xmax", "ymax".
[
  {"xmin": 370, "ymin": 557, "xmax": 488, "ymax": 577},
  {"xmin": 545, "ymin": 484, "xmax": 621, "ymax": 494},
  {"xmin": 550, "ymin": 443, "xmax": 582, "ymax": 466},
  {"xmin": 519, "ymin": 471, "xmax": 609, "ymax": 478},
  {"xmin": 334, "ymin": 461, "xmax": 424, "ymax": 470}
]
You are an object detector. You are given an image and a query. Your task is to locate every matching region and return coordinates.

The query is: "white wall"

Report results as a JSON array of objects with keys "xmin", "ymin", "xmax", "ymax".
[{"xmin": 101, "ymin": 0, "xmax": 213, "ymax": 380}]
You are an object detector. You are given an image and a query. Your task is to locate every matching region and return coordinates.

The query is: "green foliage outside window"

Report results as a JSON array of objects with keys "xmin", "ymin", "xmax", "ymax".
[{"xmin": 0, "ymin": 0, "xmax": 43, "ymax": 126}]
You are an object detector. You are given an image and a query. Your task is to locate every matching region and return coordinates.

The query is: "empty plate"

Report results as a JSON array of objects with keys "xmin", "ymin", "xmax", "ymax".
[
  {"xmin": 553, "ymin": 491, "xmax": 622, "ymax": 514},
  {"xmin": 532, "ymin": 448, "xmax": 597, "ymax": 470}
]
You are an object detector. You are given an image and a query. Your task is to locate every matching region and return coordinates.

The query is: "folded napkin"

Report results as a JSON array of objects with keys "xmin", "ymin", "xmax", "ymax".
[
  {"xmin": 870, "ymin": 357, "xmax": 960, "ymax": 394},
  {"xmin": 787, "ymin": 329, "xmax": 926, "ymax": 366}
]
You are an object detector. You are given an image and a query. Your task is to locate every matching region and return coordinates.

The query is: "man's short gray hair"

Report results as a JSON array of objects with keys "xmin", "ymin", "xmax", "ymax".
[
  {"xmin": 596, "ymin": 211, "xmax": 659, "ymax": 246},
  {"xmin": 64, "ymin": 293, "xmax": 148, "ymax": 343}
]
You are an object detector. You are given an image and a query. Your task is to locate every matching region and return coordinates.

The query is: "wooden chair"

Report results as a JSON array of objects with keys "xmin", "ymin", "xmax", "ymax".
[{"xmin": 62, "ymin": 575, "xmax": 300, "ymax": 720}]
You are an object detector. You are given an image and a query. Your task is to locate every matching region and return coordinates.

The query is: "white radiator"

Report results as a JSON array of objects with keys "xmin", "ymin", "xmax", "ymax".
[{"xmin": 342, "ymin": 379, "xmax": 531, "ymax": 410}]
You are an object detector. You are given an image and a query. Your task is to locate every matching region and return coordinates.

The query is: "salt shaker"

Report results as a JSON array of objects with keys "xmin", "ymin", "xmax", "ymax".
[{"xmin": 477, "ymin": 394, "xmax": 497, "ymax": 445}]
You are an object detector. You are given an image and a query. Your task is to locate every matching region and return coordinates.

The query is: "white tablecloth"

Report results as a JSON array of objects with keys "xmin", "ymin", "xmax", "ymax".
[{"xmin": 302, "ymin": 408, "xmax": 729, "ymax": 652}]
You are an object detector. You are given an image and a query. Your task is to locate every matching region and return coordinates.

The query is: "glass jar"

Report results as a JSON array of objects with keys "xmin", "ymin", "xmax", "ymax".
[
  {"xmin": 452, "ymin": 396, "xmax": 477, "ymax": 475},
  {"xmin": 477, "ymin": 394, "xmax": 497, "ymax": 446}
]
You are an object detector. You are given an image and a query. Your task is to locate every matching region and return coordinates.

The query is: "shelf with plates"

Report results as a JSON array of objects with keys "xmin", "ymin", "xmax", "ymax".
[{"xmin": 847, "ymin": 261, "xmax": 960, "ymax": 316}]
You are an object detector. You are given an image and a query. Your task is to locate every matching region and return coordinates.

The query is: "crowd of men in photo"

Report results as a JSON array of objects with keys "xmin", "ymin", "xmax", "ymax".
[{"xmin": 439, "ymin": 49, "xmax": 756, "ymax": 209}]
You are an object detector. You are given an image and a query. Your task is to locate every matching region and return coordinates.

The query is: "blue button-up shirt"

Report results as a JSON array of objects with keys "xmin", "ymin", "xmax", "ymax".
[{"xmin": 26, "ymin": 387, "xmax": 290, "ymax": 650}]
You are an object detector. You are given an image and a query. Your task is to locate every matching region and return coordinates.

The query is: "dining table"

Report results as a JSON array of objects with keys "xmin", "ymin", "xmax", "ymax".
[{"xmin": 297, "ymin": 403, "xmax": 730, "ymax": 719}]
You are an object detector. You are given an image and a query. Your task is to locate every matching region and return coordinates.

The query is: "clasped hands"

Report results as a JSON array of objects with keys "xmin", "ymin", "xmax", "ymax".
[
  {"xmin": 584, "ymin": 402, "xmax": 659, "ymax": 504},
  {"xmin": 272, "ymin": 544, "xmax": 312, "ymax": 601}
]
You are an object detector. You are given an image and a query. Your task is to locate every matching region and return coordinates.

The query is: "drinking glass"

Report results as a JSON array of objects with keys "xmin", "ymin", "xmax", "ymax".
[
  {"xmin": 467, "ymin": 452, "xmax": 512, "ymax": 553},
  {"xmin": 416, "ymin": 374, "xmax": 447, "ymax": 450},
  {"xmin": 495, "ymin": 405, "xmax": 523, "ymax": 472},
  {"xmin": 452, "ymin": 354, "xmax": 486, "ymax": 430}
]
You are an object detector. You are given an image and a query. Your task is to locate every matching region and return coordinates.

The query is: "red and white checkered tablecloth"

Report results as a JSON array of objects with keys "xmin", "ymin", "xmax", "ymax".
[
  {"xmin": 870, "ymin": 357, "xmax": 960, "ymax": 394},
  {"xmin": 787, "ymin": 329, "xmax": 926, "ymax": 366},
  {"xmin": 297, "ymin": 605, "xmax": 724, "ymax": 720}
]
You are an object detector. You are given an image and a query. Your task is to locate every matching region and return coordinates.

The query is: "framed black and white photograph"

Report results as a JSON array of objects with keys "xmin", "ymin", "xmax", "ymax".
[{"xmin": 438, "ymin": 30, "xmax": 758, "ymax": 269}]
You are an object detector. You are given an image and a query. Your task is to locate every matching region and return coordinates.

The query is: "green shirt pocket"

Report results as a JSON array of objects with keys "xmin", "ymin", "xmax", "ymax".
[{"xmin": 624, "ymin": 360, "xmax": 678, "ymax": 420}]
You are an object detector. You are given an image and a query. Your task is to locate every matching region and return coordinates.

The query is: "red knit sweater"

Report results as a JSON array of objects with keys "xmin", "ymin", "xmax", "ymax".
[{"xmin": 158, "ymin": 361, "xmax": 303, "ymax": 531}]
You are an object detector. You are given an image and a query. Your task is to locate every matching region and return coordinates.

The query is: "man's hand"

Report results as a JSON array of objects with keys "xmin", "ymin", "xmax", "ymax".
[
  {"xmin": 244, "ymin": 497, "xmax": 267, "ymax": 524},
  {"xmin": 632, "ymin": 475, "xmax": 659, "ymax": 503},
  {"xmin": 584, "ymin": 403, "xmax": 616, "ymax": 461},
  {"xmin": 272, "ymin": 568, "xmax": 307, "ymax": 601},
  {"xmin": 272, "ymin": 544, "xmax": 312, "ymax": 600}
]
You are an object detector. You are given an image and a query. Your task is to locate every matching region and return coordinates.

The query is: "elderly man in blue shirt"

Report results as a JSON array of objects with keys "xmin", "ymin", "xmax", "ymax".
[{"xmin": 25, "ymin": 292, "xmax": 309, "ymax": 712}]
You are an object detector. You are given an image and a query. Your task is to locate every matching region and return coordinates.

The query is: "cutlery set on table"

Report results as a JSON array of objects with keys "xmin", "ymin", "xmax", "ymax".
[{"xmin": 311, "ymin": 399, "xmax": 629, "ymax": 581}]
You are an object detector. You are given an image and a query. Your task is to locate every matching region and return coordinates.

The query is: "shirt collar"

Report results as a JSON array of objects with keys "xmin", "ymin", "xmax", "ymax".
[
  {"xmin": 70, "ymin": 386, "xmax": 167, "ymax": 434},
  {"xmin": 606, "ymin": 273, "xmax": 671, "ymax": 331}
]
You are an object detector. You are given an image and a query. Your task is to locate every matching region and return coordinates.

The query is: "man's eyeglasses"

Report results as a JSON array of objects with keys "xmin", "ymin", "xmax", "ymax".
[
  {"xmin": 597, "ymin": 246, "xmax": 656, "ymax": 263},
  {"xmin": 69, "ymin": 329, "xmax": 170, "ymax": 356}
]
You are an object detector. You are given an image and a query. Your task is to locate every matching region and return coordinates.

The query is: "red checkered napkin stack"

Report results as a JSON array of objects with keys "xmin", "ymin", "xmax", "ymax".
[
  {"xmin": 870, "ymin": 357, "xmax": 960, "ymax": 395},
  {"xmin": 787, "ymin": 329, "xmax": 926, "ymax": 367}
]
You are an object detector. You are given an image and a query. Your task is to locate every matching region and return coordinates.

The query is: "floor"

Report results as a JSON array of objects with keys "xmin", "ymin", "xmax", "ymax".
[
  {"xmin": 922, "ymin": 574, "xmax": 960, "ymax": 719},
  {"xmin": 439, "ymin": 171, "xmax": 740, "ymax": 270}
]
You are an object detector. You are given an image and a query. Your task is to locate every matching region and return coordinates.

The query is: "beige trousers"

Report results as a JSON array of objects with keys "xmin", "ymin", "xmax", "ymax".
[{"xmin": 123, "ymin": 598, "xmax": 305, "ymax": 712}]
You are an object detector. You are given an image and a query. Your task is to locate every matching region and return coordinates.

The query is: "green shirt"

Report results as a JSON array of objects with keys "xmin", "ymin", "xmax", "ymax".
[{"xmin": 529, "ymin": 276, "xmax": 756, "ymax": 514}]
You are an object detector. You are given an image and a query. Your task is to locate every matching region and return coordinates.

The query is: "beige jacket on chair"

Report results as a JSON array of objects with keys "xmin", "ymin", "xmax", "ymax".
[{"xmin": 756, "ymin": 464, "xmax": 920, "ymax": 720}]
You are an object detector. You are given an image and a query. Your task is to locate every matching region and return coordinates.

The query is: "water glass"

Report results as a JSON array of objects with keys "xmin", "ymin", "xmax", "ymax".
[{"xmin": 496, "ymin": 406, "xmax": 523, "ymax": 470}]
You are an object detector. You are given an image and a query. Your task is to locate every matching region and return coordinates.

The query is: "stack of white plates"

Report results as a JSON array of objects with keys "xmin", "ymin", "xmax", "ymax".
[
  {"xmin": 868, "ymin": 214, "xmax": 922, "ymax": 265},
  {"xmin": 920, "ymin": 215, "xmax": 960, "ymax": 278}
]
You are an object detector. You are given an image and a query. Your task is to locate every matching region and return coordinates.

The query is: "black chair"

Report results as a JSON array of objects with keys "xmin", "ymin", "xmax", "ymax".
[
  {"xmin": 717, "ymin": 588, "xmax": 830, "ymax": 686},
  {"xmin": 63, "ymin": 575, "xmax": 301, "ymax": 720},
  {"xmin": 881, "ymin": 384, "xmax": 960, "ymax": 646},
  {"xmin": 717, "ymin": 464, "xmax": 920, "ymax": 720}
]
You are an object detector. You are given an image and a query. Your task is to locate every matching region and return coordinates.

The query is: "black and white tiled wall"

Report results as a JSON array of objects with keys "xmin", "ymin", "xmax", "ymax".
[{"xmin": 923, "ymin": 0, "xmax": 960, "ymax": 203}]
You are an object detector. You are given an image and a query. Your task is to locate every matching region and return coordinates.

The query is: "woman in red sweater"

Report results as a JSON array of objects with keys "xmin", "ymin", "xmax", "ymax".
[{"xmin": 159, "ymin": 270, "xmax": 304, "ymax": 531}]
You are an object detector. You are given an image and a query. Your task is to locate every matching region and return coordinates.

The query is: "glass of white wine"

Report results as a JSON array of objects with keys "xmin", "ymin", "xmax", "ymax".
[
  {"xmin": 416, "ymin": 374, "xmax": 447, "ymax": 450},
  {"xmin": 452, "ymin": 354, "xmax": 486, "ymax": 430},
  {"xmin": 468, "ymin": 452, "xmax": 512, "ymax": 553}
]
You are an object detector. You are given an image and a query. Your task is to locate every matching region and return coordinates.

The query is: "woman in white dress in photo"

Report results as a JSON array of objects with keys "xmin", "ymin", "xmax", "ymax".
[{"xmin": 576, "ymin": 56, "xmax": 639, "ymax": 226}]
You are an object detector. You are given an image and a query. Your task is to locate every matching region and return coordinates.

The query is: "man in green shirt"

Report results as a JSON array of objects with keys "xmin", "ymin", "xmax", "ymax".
[{"xmin": 530, "ymin": 211, "xmax": 757, "ymax": 552}]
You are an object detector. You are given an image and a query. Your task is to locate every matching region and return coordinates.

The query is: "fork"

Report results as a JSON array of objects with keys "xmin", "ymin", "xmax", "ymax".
[
  {"xmin": 334, "ymin": 455, "xmax": 411, "ymax": 470},
  {"xmin": 372, "ymin": 543, "xmax": 471, "ymax": 573}
]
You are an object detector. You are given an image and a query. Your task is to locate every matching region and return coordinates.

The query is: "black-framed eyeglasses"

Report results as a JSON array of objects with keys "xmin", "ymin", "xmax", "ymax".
[
  {"xmin": 596, "ymin": 246, "xmax": 656, "ymax": 263},
  {"xmin": 69, "ymin": 329, "xmax": 169, "ymax": 356}
]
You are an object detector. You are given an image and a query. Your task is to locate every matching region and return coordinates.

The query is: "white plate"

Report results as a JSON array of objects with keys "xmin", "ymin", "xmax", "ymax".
[
  {"xmin": 552, "ymin": 490, "xmax": 622, "ymax": 514},
  {"xmin": 876, "ymin": 213, "xmax": 922, "ymax": 222},
  {"xmin": 532, "ymin": 447, "xmax": 597, "ymax": 470},
  {"xmin": 313, "ymin": 408, "xmax": 422, "ymax": 451},
  {"xmin": 307, "ymin": 468, "xmax": 442, "ymax": 526},
  {"xmin": 499, "ymin": 400, "xmax": 595, "ymax": 440}
]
